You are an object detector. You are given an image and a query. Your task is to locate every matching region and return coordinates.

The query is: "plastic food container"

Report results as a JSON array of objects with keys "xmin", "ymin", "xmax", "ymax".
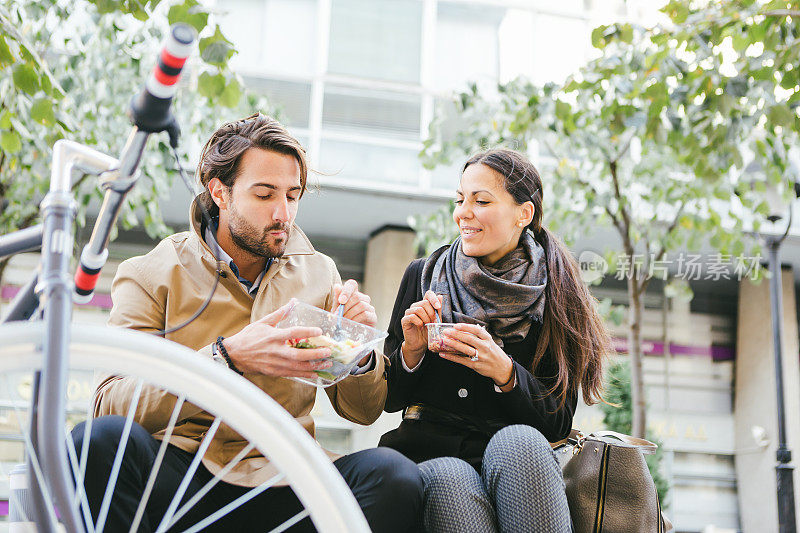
[
  {"xmin": 277, "ymin": 298, "xmax": 388, "ymax": 387},
  {"xmin": 426, "ymin": 322, "xmax": 459, "ymax": 352}
]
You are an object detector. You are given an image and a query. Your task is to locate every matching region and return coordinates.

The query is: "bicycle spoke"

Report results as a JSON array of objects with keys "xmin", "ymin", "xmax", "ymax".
[
  {"xmin": 179, "ymin": 473, "xmax": 285, "ymax": 533},
  {"xmin": 2, "ymin": 374, "xmax": 59, "ymax": 527},
  {"xmin": 94, "ymin": 378, "xmax": 144, "ymax": 533},
  {"xmin": 78, "ymin": 392, "xmax": 96, "ymax": 497},
  {"xmin": 128, "ymin": 394, "xmax": 187, "ymax": 533},
  {"xmin": 165, "ymin": 442, "xmax": 255, "ymax": 529},
  {"xmin": 65, "ymin": 426, "xmax": 96, "ymax": 533},
  {"xmin": 268, "ymin": 509, "xmax": 311, "ymax": 533},
  {"xmin": 155, "ymin": 416, "xmax": 222, "ymax": 533}
]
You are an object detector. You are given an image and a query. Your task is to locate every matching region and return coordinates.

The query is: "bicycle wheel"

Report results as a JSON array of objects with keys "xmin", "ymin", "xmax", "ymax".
[{"xmin": 0, "ymin": 321, "xmax": 370, "ymax": 533}]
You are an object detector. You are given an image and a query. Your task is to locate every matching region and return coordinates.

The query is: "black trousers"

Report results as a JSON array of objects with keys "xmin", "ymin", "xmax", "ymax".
[{"xmin": 71, "ymin": 416, "xmax": 423, "ymax": 532}]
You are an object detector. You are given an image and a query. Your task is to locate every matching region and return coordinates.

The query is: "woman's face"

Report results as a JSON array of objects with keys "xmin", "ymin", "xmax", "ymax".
[{"xmin": 453, "ymin": 163, "xmax": 533, "ymax": 266}]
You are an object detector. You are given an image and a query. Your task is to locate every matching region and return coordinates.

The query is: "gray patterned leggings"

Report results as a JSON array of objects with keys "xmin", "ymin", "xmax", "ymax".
[{"xmin": 419, "ymin": 425, "xmax": 571, "ymax": 533}]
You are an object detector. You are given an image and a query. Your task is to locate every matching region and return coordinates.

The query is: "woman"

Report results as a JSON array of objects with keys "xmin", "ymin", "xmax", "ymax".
[{"xmin": 379, "ymin": 148, "xmax": 612, "ymax": 532}]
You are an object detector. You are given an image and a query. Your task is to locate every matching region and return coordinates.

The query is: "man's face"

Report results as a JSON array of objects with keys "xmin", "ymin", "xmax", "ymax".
[{"xmin": 220, "ymin": 148, "xmax": 302, "ymax": 259}]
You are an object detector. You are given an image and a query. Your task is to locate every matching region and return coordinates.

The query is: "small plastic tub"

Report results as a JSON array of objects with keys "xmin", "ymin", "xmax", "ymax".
[
  {"xmin": 277, "ymin": 298, "xmax": 388, "ymax": 387},
  {"xmin": 426, "ymin": 322, "xmax": 459, "ymax": 353}
]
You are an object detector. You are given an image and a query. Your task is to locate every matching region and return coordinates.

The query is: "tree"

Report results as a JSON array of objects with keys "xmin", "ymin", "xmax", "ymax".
[
  {"xmin": 0, "ymin": 0, "xmax": 269, "ymax": 286},
  {"xmin": 416, "ymin": 0, "xmax": 798, "ymax": 438}
]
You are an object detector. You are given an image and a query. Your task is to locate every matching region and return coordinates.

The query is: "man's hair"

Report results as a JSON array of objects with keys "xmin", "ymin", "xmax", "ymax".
[{"xmin": 197, "ymin": 112, "xmax": 308, "ymax": 216}]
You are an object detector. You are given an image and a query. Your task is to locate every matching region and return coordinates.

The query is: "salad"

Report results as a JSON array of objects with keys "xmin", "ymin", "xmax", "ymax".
[{"xmin": 287, "ymin": 335, "xmax": 362, "ymax": 379}]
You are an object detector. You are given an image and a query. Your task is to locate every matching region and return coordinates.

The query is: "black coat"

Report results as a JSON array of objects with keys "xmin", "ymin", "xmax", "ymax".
[{"xmin": 378, "ymin": 258, "xmax": 576, "ymax": 469}]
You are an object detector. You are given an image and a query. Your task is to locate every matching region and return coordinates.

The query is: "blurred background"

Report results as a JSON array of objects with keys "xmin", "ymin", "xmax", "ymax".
[{"xmin": 3, "ymin": 0, "xmax": 800, "ymax": 531}]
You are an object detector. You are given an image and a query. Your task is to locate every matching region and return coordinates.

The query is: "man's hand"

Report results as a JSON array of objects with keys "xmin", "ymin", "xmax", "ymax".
[
  {"xmin": 331, "ymin": 279, "xmax": 377, "ymax": 327},
  {"xmin": 332, "ymin": 279, "xmax": 377, "ymax": 366},
  {"xmin": 222, "ymin": 303, "xmax": 334, "ymax": 379}
]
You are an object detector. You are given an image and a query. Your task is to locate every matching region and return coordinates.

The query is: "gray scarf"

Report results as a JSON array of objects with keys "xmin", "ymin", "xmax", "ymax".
[{"xmin": 421, "ymin": 232, "xmax": 547, "ymax": 347}]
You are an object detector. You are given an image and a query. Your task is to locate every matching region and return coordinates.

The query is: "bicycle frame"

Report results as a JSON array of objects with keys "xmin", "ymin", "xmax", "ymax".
[
  {"xmin": 1, "ymin": 133, "xmax": 156, "ymax": 533},
  {"xmin": 0, "ymin": 24, "xmax": 196, "ymax": 531}
]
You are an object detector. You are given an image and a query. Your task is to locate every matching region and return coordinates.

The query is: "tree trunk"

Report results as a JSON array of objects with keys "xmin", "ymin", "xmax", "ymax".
[{"xmin": 628, "ymin": 276, "xmax": 647, "ymax": 438}]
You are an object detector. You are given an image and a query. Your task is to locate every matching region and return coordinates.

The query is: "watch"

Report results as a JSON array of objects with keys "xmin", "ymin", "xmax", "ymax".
[{"xmin": 211, "ymin": 341, "xmax": 229, "ymax": 368}]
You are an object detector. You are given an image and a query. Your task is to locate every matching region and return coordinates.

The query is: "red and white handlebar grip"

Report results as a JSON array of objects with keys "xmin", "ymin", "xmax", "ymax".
[
  {"xmin": 145, "ymin": 24, "xmax": 195, "ymax": 99},
  {"xmin": 73, "ymin": 247, "xmax": 109, "ymax": 303}
]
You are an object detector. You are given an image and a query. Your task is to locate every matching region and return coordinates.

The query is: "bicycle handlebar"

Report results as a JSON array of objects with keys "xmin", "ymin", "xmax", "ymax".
[
  {"xmin": 128, "ymin": 23, "xmax": 196, "ymax": 135},
  {"xmin": 74, "ymin": 24, "xmax": 195, "ymax": 302}
]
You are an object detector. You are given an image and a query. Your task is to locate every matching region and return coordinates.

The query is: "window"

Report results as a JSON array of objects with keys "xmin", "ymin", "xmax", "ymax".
[
  {"xmin": 328, "ymin": 0, "xmax": 423, "ymax": 83},
  {"xmin": 322, "ymin": 85, "xmax": 421, "ymax": 139},
  {"xmin": 244, "ymin": 77, "xmax": 313, "ymax": 128},
  {"xmin": 220, "ymin": 0, "xmax": 317, "ymax": 77},
  {"xmin": 530, "ymin": 14, "xmax": 589, "ymax": 85},
  {"xmin": 319, "ymin": 138, "xmax": 420, "ymax": 185},
  {"xmin": 434, "ymin": 2, "xmax": 506, "ymax": 92}
]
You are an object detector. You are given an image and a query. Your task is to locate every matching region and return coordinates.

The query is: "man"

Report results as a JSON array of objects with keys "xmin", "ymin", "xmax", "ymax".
[{"xmin": 74, "ymin": 113, "xmax": 422, "ymax": 532}]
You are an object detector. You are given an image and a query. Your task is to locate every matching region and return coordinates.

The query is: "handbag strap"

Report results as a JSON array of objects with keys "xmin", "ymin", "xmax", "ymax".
[{"xmin": 589, "ymin": 430, "xmax": 658, "ymax": 454}]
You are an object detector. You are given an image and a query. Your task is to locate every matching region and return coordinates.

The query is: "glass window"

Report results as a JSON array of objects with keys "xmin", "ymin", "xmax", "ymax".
[
  {"xmin": 318, "ymin": 138, "xmax": 420, "ymax": 186},
  {"xmin": 217, "ymin": 0, "xmax": 264, "ymax": 71},
  {"xmin": 243, "ymin": 77, "xmax": 312, "ymax": 128},
  {"xmin": 531, "ymin": 14, "xmax": 590, "ymax": 85},
  {"xmin": 498, "ymin": 9, "xmax": 536, "ymax": 83},
  {"xmin": 322, "ymin": 85, "xmax": 420, "ymax": 139},
  {"xmin": 220, "ymin": 0, "xmax": 317, "ymax": 77},
  {"xmin": 434, "ymin": 3, "xmax": 506, "ymax": 92},
  {"xmin": 328, "ymin": 0, "xmax": 422, "ymax": 83}
]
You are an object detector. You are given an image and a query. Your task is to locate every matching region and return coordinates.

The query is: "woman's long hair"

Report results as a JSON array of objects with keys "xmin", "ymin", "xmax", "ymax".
[{"xmin": 463, "ymin": 149, "xmax": 612, "ymax": 406}]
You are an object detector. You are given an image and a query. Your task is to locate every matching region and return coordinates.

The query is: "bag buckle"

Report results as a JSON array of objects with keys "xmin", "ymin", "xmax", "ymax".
[{"xmin": 570, "ymin": 431, "xmax": 586, "ymax": 455}]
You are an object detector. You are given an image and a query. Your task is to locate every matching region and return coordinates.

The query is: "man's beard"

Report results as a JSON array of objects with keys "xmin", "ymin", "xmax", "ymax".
[{"xmin": 227, "ymin": 205, "xmax": 290, "ymax": 259}]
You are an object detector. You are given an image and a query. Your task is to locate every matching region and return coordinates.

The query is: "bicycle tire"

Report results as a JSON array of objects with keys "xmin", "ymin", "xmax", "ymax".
[{"xmin": 0, "ymin": 321, "xmax": 370, "ymax": 533}]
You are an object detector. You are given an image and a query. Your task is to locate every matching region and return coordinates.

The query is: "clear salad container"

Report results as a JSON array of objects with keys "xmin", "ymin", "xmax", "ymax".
[
  {"xmin": 426, "ymin": 322, "xmax": 459, "ymax": 352},
  {"xmin": 277, "ymin": 298, "xmax": 388, "ymax": 387}
]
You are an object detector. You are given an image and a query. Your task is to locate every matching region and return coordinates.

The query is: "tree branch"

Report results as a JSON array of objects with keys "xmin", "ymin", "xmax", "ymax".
[
  {"xmin": 611, "ymin": 130, "xmax": 636, "ymax": 165},
  {"xmin": 542, "ymin": 138, "xmax": 626, "ymax": 236},
  {"xmin": 637, "ymin": 201, "xmax": 687, "ymax": 297},
  {"xmin": 70, "ymin": 171, "xmax": 93, "ymax": 193},
  {"xmin": 764, "ymin": 10, "xmax": 800, "ymax": 17},
  {"xmin": 610, "ymin": 159, "xmax": 633, "ymax": 241}
]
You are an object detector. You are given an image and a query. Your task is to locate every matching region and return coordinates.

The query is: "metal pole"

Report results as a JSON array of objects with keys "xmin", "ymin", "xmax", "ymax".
[
  {"xmin": 768, "ymin": 236, "xmax": 797, "ymax": 533},
  {"xmin": 0, "ymin": 224, "xmax": 43, "ymax": 260},
  {"xmin": 36, "ymin": 185, "xmax": 85, "ymax": 533}
]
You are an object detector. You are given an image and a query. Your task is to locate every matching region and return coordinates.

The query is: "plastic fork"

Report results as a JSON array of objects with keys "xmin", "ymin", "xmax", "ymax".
[{"xmin": 334, "ymin": 303, "xmax": 345, "ymax": 340}]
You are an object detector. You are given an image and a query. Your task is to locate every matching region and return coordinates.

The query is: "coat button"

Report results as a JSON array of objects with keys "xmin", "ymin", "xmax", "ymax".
[{"xmin": 458, "ymin": 388, "xmax": 468, "ymax": 398}]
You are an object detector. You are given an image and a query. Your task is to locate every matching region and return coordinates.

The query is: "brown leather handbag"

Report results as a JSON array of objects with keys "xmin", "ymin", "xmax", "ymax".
[{"xmin": 558, "ymin": 430, "xmax": 672, "ymax": 533}]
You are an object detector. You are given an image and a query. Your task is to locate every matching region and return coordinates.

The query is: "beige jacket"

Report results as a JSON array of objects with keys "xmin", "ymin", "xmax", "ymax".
[{"xmin": 94, "ymin": 201, "xmax": 387, "ymax": 486}]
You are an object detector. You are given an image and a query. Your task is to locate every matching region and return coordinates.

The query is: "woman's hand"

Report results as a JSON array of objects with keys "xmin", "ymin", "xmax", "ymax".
[
  {"xmin": 399, "ymin": 290, "xmax": 442, "ymax": 369},
  {"xmin": 440, "ymin": 323, "xmax": 515, "ymax": 391}
]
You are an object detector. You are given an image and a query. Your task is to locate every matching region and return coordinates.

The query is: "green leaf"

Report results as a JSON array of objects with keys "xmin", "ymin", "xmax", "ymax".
[
  {"xmin": 12, "ymin": 63, "xmax": 40, "ymax": 95},
  {"xmin": 619, "ymin": 24, "xmax": 633, "ymax": 44},
  {"xmin": 219, "ymin": 78, "xmax": 241, "ymax": 108},
  {"xmin": 30, "ymin": 98, "xmax": 55, "ymax": 125},
  {"xmin": 0, "ymin": 36, "xmax": 13, "ymax": 67},
  {"xmin": 0, "ymin": 130, "xmax": 22, "ymax": 153},
  {"xmin": 198, "ymin": 71, "xmax": 226, "ymax": 98},
  {"xmin": 199, "ymin": 27, "xmax": 235, "ymax": 66},
  {"xmin": 767, "ymin": 104, "xmax": 795, "ymax": 128},
  {"xmin": 167, "ymin": 0, "xmax": 209, "ymax": 33},
  {"xmin": 0, "ymin": 110, "xmax": 11, "ymax": 129},
  {"xmin": 92, "ymin": 0, "xmax": 123, "ymax": 14},
  {"xmin": 591, "ymin": 26, "xmax": 608, "ymax": 49}
]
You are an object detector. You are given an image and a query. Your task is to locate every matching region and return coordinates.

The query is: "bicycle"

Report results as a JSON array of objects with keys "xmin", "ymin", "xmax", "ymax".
[{"xmin": 0, "ymin": 22, "xmax": 369, "ymax": 533}]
